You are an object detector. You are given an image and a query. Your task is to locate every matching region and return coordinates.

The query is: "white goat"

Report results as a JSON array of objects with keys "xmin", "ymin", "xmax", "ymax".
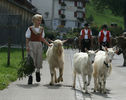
[
  {"xmin": 46, "ymin": 39, "xmax": 66, "ymax": 85},
  {"xmin": 93, "ymin": 49, "xmax": 112, "ymax": 93},
  {"xmin": 73, "ymin": 50, "xmax": 96, "ymax": 93},
  {"xmin": 97, "ymin": 46, "xmax": 118, "ymax": 62}
]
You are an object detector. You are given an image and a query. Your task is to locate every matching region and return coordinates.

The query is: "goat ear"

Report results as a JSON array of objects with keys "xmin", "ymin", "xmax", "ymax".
[
  {"xmin": 102, "ymin": 46, "xmax": 105, "ymax": 50},
  {"xmin": 95, "ymin": 49, "xmax": 99, "ymax": 53},
  {"xmin": 102, "ymin": 46, "xmax": 108, "ymax": 52},
  {"xmin": 112, "ymin": 46, "xmax": 117, "ymax": 51},
  {"xmin": 62, "ymin": 39, "xmax": 68, "ymax": 43}
]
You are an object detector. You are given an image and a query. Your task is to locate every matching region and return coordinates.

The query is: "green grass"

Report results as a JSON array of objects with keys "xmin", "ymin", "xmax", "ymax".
[
  {"xmin": 0, "ymin": 48, "xmax": 22, "ymax": 90},
  {"xmin": 86, "ymin": 1, "xmax": 124, "ymax": 28},
  {"xmin": 0, "ymin": 48, "xmax": 46, "ymax": 90}
]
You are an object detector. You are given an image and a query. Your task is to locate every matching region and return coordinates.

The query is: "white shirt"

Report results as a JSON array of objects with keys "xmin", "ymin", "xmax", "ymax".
[
  {"xmin": 80, "ymin": 29, "xmax": 92, "ymax": 39},
  {"xmin": 25, "ymin": 27, "xmax": 45, "ymax": 38},
  {"xmin": 98, "ymin": 30, "xmax": 111, "ymax": 42}
]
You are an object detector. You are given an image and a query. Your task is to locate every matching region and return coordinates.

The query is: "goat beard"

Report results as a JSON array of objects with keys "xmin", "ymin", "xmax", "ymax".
[{"xmin": 57, "ymin": 48, "xmax": 63, "ymax": 56}]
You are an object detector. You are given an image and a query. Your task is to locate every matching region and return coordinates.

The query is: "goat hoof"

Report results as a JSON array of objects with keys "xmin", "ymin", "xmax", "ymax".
[
  {"xmin": 55, "ymin": 79, "xmax": 58, "ymax": 83},
  {"xmin": 58, "ymin": 79, "xmax": 60, "ymax": 83},
  {"xmin": 103, "ymin": 90, "xmax": 107, "ymax": 94},
  {"xmin": 61, "ymin": 78, "xmax": 63, "ymax": 82},
  {"xmin": 72, "ymin": 85, "xmax": 75, "ymax": 89},
  {"xmin": 49, "ymin": 82, "xmax": 54, "ymax": 86}
]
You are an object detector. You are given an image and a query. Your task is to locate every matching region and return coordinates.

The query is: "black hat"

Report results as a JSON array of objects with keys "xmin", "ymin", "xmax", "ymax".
[
  {"xmin": 102, "ymin": 24, "xmax": 108, "ymax": 29},
  {"xmin": 84, "ymin": 23, "xmax": 89, "ymax": 27}
]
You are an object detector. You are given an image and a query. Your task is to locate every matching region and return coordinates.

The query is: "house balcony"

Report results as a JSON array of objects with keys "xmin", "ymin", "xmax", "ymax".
[
  {"xmin": 77, "ymin": 17, "xmax": 84, "ymax": 22},
  {"xmin": 61, "ymin": 2, "xmax": 66, "ymax": 7},
  {"xmin": 60, "ymin": 14, "xmax": 66, "ymax": 19},
  {"xmin": 61, "ymin": 5, "xmax": 66, "ymax": 10}
]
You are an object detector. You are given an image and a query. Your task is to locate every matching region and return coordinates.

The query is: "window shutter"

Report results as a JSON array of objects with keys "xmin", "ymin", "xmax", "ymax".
[
  {"xmin": 83, "ymin": 12, "xmax": 85, "ymax": 18},
  {"xmin": 74, "ymin": 1, "xmax": 77, "ymax": 6},
  {"xmin": 74, "ymin": 12, "xmax": 77, "ymax": 17},
  {"xmin": 83, "ymin": 3, "xmax": 86, "ymax": 7},
  {"xmin": 59, "ymin": 0, "xmax": 61, "ymax": 4},
  {"xmin": 59, "ymin": 10, "xmax": 61, "ymax": 15}
]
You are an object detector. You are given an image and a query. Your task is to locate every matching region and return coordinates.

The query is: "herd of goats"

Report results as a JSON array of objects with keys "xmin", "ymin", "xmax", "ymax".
[{"xmin": 45, "ymin": 34, "xmax": 126, "ymax": 94}]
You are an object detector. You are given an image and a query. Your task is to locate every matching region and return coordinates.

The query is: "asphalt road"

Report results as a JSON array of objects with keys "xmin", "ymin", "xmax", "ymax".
[{"xmin": 0, "ymin": 49, "xmax": 126, "ymax": 100}]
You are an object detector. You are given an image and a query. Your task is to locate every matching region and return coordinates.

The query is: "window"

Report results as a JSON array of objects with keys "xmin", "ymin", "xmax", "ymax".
[
  {"xmin": 61, "ymin": 20, "xmax": 66, "ymax": 25},
  {"xmin": 59, "ymin": 0, "xmax": 64, "ymax": 4},
  {"xmin": 77, "ymin": 12, "xmax": 83, "ymax": 18},
  {"xmin": 59, "ymin": 9, "xmax": 65, "ymax": 15},
  {"xmin": 77, "ymin": 2, "xmax": 83, "ymax": 8}
]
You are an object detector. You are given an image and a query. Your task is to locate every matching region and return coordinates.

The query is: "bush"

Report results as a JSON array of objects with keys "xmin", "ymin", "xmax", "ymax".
[
  {"xmin": 86, "ymin": 14, "xmax": 94, "ymax": 24},
  {"xmin": 108, "ymin": 26, "xmax": 123, "ymax": 37},
  {"xmin": 44, "ymin": 26, "xmax": 57, "ymax": 40},
  {"xmin": 90, "ymin": 24, "xmax": 99, "ymax": 36},
  {"xmin": 73, "ymin": 28, "xmax": 81, "ymax": 33}
]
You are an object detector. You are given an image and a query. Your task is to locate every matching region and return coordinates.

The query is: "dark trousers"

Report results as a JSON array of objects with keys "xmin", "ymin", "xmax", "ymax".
[
  {"xmin": 81, "ymin": 39, "xmax": 91, "ymax": 52},
  {"xmin": 100, "ymin": 42, "xmax": 110, "ymax": 50}
]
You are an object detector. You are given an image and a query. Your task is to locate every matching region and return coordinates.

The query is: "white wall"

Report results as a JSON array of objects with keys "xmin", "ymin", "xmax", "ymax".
[
  {"xmin": 31, "ymin": 0, "xmax": 85, "ymax": 29},
  {"xmin": 65, "ymin": 1, "xmax": 76, "ymax": 20},
  {"xmin": 65, "ymin": 20, "xmax": 76, "ymax": 28},
  {"xmin": 53, "ymin": 0, "xmax": 61, "ymax": 19},
  {"xmin": 31, "ymin": 0, "xmax": 53, "ymax": 20}
]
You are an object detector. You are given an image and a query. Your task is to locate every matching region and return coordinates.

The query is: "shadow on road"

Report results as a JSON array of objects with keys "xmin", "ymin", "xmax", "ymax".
[
  {"xmin": 16, "ymin": 83, "xmax": 39, "ymax": 89},
  {"xmin": 43, "ymin": 84, "xmax": 62, "ymax": 89},
  {"xmin": 90, "ymin": 89, "xmax": 111, "ymax": 98},
  {"xmin": 116, "ymin": 65, "xmax": 126, "ymax": 67},
  {"xmin": 73, "ymin": 88, "xmax": 92, "ymax": 100},
  {"xmin": 43, "ymin": 84, "xmax": 73, "ymax": 89}
]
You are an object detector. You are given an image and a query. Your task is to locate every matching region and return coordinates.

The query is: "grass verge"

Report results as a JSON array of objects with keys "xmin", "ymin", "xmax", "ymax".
[{"xmin": 0, "ymin": 48, "xmax": 46, "ymax": 90}]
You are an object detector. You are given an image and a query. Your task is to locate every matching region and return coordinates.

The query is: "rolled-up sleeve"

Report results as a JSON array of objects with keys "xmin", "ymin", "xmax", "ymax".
[
  {"xmin": 90, "ymin": 30, "xmax": 92, "ymax": 36},
  {"xmin": 109, "ymin": 32, "xmax": 111, "ymax": 37},
  {"xmin": 42, "ymin": 30, "xmax": 45, "ymax": 38},
  {"xmin": 98, "ymin": 32, "xmax": 101, "ymax": 37},
  {"xmin": 80, "ymin": 30, "xmax": 82, "ymax": 36},
  {"xmin": 25, "ymin": 28, "xmax": 31, "ymax": 38}
]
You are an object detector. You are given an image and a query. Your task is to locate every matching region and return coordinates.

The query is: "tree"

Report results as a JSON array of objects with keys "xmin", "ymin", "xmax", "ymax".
[{"xmin": 92, "ymin": 0, "xmax": 126, "ymax": 29}]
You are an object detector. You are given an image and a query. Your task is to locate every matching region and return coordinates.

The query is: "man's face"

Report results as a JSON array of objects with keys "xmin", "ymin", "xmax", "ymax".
[
  {"xmin": 103, "ymin": 28, "xmax": 107, "ymax": 31},
  {"xmin": 85, "ymin": 26, "xmax": 88, "ymax": 29}
]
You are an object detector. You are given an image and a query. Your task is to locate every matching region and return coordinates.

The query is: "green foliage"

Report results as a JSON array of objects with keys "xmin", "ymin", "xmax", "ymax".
[
  {"xmin": 86, "ymin": 1, "xmax": 124, "ymax": 28},
  {"xmin": 90, "ymin": 24, "xmax": 99, "ymax": 36},
  {"xmin": 65, "ymin": 32, "xmax": 79, "ymax": 39},
  {"xmin": 108, "ymin": 26, "xmax": 123, "ymax": 37},
  {"xmin": 0, "ymin": 48, "xmax": 46, "ymax": 90},
  {"xmin": 0, "ymin": 48, "xmax": 22, "ymax": 90},
  {"xmin": 73, "ymin": 28, "xmax": 81, "ymax": 33},
  {"xmin": 17, "ymin": 55, "xmax": 35, "ymax": 80},
  {"xmin": 44, "ymin": 27, "xmax": 57, "ymax": 40},
  {"xmin": 86, "ymin": 14, "xmax": 94, "ymax": 24},
  {"xmin": 92, "ymin": 0, "xmax": 126, "ymax": 15}
]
